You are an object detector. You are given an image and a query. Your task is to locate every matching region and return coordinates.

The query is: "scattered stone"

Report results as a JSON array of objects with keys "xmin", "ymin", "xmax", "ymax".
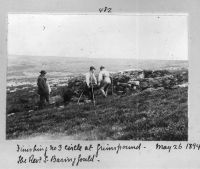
[
  {"xmin": 135, "ymin": 117, "xmax": 146, "ymax": 124},
  {"xmin": 57, "ymin": 105, "xmax": 65, "ymax": 110},
  {"xmin": 143, "ymin": 88, "xmax": 158, "ymax": 92},
  {"xmin": 128, "ymin": 80, "xmax": 140, "ymax": 86},
  {"xmin": 144, "ymin": 70, "xmax": 171, "ymax": 78},
  {"xmin": 84, "ymin": 100, "xmax": 91, "ymax": 103},
  {"xmin": 177, "ymin": 83, "xmax": 188, "ymax": 88},
  {"xmin": 140, "ymin": 81, "xmax": 149, "ymax": 89},
  {"xmin": 143, "ymin": 87, "xmax": 164, "ymax": 92},
  {"xmin": 50, "ymin": 95, "xmax": 63, "ymax": 104},
  {"xmin": 117, "ymin": 82, "xmax": 131, "ymax": 87},
  {"xmin": 8, "ymin": 113, "xmax": 15, "ymax": 117}
]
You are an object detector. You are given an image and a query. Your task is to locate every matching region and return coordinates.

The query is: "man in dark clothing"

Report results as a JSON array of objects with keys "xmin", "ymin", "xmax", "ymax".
[{"xmin": 37, "ymin": 70, "xmax": 49, "ymax": 108}]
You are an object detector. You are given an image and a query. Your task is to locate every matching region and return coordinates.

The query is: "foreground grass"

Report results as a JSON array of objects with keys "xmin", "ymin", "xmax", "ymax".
[{"xmin": 6, "ymin": 87, "xmax": 188, "ymax": 140}]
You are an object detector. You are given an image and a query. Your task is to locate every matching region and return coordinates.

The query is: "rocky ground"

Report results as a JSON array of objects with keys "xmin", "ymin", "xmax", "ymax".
[{"xmin": 6, "ymin": 68, "xmax": 188, "ymax": 140}]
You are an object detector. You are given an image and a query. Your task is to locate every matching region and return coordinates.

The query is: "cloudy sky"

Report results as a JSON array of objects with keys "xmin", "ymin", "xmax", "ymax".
[{"xmin": 8, "ymin": 14, "xmax": 188, "ymax": 60}]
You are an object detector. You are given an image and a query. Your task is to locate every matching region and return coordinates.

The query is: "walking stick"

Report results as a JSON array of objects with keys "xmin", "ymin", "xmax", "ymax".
[
  {"xmin": 77, "ymin": 90, "xmax": 84, "ymax": 105},
  {"xmin": 90, "ymin": 83, "xmax": 97, "ymax": 115},
  {"xmin": 91, "ymin": 83, "xmax": 96, "ymax": 107},
  {"xmin": 111, "ymin": 75, "xmax": 114, "ymax": 95}
]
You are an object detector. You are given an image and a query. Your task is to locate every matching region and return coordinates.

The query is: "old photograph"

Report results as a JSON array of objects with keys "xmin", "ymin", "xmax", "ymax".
[{"xmin": 6, "ymin": 14, "xmax": 188, "ymax": 140}]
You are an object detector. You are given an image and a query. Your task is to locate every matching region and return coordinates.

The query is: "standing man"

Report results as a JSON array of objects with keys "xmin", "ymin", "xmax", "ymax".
[
  {"xmin": 37, "ymin": 70, "xmax": 50, "ymax": 108},
  {"xmin": 85, "ymin": 66, "xmax": 97, "ymax": 102},
  {"xmin": 98, "ymin": 66, "xmax": 111, "ymax": 97}
]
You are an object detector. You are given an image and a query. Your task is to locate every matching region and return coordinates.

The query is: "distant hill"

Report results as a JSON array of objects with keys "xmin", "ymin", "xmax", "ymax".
[{"xmin": 7, "ymin": 55, "xmax": 188, "ymax": 80}]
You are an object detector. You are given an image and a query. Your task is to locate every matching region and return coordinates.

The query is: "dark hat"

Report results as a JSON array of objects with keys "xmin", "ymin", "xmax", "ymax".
[
  {"xmin": 40, "ymin": 70, "xmax": 47, "ymax": 74},
  {"xmin": 100, "ymin": 66, "xmax": 105, "ymax": 70},
  {"xmin": 90, "ymin": 66, "xmax": 96, "ymax": 71}
]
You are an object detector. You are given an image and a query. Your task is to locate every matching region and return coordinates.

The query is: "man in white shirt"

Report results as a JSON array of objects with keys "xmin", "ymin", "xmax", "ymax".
[
  {"xmin": 98, "ymin": 66, "xmax": 111, "ymax": 97},
  {"xmin": 85, "ymin": 66, "xmax": 97, "ymax": 101}
]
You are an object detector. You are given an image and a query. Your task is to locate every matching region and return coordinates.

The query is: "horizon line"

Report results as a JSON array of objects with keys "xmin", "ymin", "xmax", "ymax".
[{"xmin": 8, "ymin": 55, "xmax": 188, "ymax": 61}]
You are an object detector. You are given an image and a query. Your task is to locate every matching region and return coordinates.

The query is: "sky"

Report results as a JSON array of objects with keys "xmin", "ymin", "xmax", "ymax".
[{"xmin": 8, "ymin": 14, "xmax": 188, "ymax": 60}]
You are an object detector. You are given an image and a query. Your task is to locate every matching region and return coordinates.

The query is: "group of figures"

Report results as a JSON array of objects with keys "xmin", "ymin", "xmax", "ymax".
[{"xmin": 37, "ymin": 66, "xmax": 111, "ymax": 108}]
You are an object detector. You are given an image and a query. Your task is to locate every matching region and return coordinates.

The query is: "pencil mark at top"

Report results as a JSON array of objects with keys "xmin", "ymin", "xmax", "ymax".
[{"xmin": 99, "ymin": 7, "xmax": 112, "ymax": 13}]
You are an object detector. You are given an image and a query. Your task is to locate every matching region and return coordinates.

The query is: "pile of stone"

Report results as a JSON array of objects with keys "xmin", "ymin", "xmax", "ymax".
[
  {"xmin": 60, "ymin": 69, "xmax": 188, "ymax": 102},
  {"xmin": 111, "ymin": 70, "xmax": 144, "ymax": 94},
  {"xmin": 143, "ymin": 70, "xmax": 171, "ymax": 78},
  {"xmin": 67, "ymin": 76, "xmax": 86, "ymax": 97},
  {"xmin": 139, "ymin": 75, "xmax": 176, "ymax": 90},
  {"xmin": 112, "ymin": 69, "xmax": 188, "ymax": 93}
]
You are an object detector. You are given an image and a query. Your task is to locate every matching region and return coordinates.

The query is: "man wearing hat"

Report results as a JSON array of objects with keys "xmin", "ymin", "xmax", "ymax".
[
  {"xmin": 37, "ymin": 70, "xmax": 50, "ymax": 108},
  {"xmin": 84, "ymin": 66, "xmax": 97, "ymax": 102},
  {"xmin": 98, "ymin": 66, "xmax": 111, "ymax": 97}
]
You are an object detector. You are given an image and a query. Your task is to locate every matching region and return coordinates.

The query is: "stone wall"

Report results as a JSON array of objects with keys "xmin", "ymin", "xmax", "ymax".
[{"xmin": 61, "ymin": 69, "xmax": 188, "ymax": 102}]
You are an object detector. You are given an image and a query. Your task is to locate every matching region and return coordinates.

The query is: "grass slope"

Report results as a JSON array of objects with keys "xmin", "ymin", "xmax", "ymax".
[{"xmin": 6, "ymin": 87, "xmax": 188, "ymax": 140}]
